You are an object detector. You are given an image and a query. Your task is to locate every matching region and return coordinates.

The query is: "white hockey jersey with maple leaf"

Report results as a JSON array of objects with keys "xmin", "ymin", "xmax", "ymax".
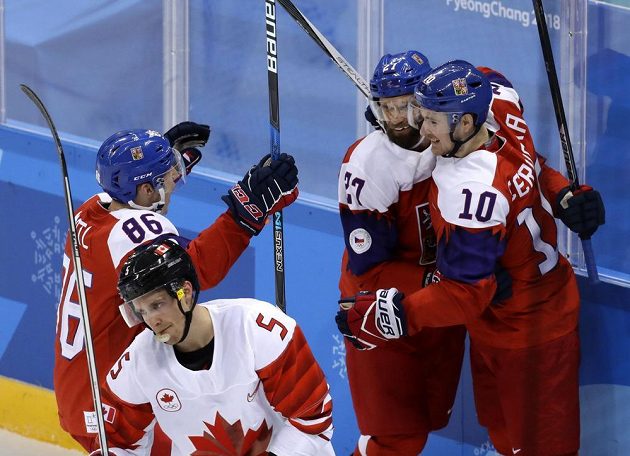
[{"xmin": 98, "ymin": 299, "xmax": 334, "ymax": 456}]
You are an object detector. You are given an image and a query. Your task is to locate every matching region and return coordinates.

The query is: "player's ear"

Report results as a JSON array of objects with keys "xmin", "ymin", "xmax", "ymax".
[
  {"xmin": 134, "ymin": 182, "xmax": 155, "ymax": 205},
  {"xmin": 462, "ymin": 113, "xmax": 476, "ymax": 133},
  {"xmin": 183, "ymin": 280, "xmax": 194, "ymax": 306},
  {"xmin": 454, "ymin": 113, "xmax": 476, "ymax": 139}
]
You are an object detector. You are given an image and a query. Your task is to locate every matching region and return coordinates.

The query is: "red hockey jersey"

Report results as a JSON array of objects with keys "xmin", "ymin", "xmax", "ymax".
[
  {"xmin": 54, "ymin": 193, "xmax": 251, "ymax": 438},
  {"xmin": 338, "ymin": 131, "xmax": 437, "ymax": 297},
  {"xmin": 404, "ymin": 134, "xmax": 579, "ymax": 348}
]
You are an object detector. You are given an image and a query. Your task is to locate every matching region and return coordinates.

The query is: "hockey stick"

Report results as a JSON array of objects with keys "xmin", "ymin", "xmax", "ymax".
[
  {"xmin": 20, "ymin": 84, "xmax": 111, "ymax": 452},
  {"xmin": 532, "ymin": 0, "xmax": 599, "ymax": 283},
  {"xmin": 265, "ymin": 0, "xmax": 287, "ymax": 312},
  {"xmin": 276, "ymin": 0, "xmax": 370, "ymax": 98}
]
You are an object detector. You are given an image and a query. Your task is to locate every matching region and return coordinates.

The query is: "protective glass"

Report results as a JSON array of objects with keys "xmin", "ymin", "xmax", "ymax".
[
  {"xmin": 154, "ymin": 149, "xmax": 186, "ymax": 196},
  {"xmin": 369, "ymin": 94, "xmax": 414, "ymax": 125},
  {"xmin": 118, "ymin": 285, "xmax": 182, "ymax": 328},
  {"xmin": 418, "ymin": 108, "xmax": 460, "ymax": 137},
  {"xmin": 171, "ymin": 148, "xmax": 186, "ymax": 187},
  {"xmin": 119, "ymin": 301, "xmax": 144, "ymax": 328},
  {"xmin": 407, "ymin": 98, "xmax": 424, "ymax": 129}
]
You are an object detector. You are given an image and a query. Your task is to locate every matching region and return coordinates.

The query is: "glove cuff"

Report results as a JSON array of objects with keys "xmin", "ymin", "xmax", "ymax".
[{"xmin": 221, "ymin": 194, "xmax": 264, "ymax": 235}]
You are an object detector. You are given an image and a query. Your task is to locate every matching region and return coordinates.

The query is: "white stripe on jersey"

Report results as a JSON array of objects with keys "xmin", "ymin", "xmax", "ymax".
[
  {"xmin": 339, "ymin": 130, "xmax": 435, "ymax": 213},
  {"xmin": 433, "ymin": 152, "xmax": 510, "ymax": 229},
  {"xmin": 106, "ymin": 205, "xmax": 179, "ymax": 269},
  {"xmin": 485, "ymin": 84, "xmax": 521, "ymax": 133}
]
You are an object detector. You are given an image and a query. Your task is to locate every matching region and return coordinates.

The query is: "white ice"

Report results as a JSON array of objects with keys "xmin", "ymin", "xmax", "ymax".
[{"xmin": 0, "ymin": 428, "xmax": 83, "ymax": 455}]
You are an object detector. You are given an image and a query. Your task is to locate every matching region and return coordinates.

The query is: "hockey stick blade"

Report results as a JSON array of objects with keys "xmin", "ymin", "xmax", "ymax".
[{"xmin": 20, "ymin": 84, "xmax": 111, "ymax": 451}]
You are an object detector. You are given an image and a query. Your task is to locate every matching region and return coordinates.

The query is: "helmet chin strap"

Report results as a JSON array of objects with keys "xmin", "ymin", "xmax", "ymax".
[
  {"xmin": 128, "ymin": 187, "xmax": 167, "ymax": 213},
  {"xmin": 147, "ymin": 285, "xmax": 198, "ymax": 345},
  {"xmin": 444, "ymin": 124, "xmax": 482, "ymax": 158}
]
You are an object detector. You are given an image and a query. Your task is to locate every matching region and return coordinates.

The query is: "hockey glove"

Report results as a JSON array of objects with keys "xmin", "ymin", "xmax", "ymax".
[
  {"xmin": 364, "ymin": 105, "xmax": 382, "ymax": 130},
  {"xmin": 336, "ymin": 288, "xmax": 407, "ymax": 350},
  {"xmin": 557, "ymin": 185, "xmax": 605, "ymax": 239},
  {"xmin": 222, "ymin": 153, "xmax": 299, "ymax": 235},
  {"xmin": 164, "ymin": 121, "xmax": 211, "ymax": 175}
]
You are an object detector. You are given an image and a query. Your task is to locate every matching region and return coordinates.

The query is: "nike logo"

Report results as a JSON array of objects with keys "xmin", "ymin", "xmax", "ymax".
[
  {"xmin": 247, "ymin": 380, "xmax": 262, "ymax": 402},
  {"xmin": 512, "ymin": 449, "xmax": 522, "ymax": 454}
]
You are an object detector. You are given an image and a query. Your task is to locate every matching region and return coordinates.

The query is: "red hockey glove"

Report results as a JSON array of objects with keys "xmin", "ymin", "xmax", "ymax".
[
  {"xmin": 222, "ymin": 153, "xmax": 299, "ymax": 235},
  {"xmin": 557, "ymin": 185, "xmax": 605, "ymax": 239},
  {"xmin": 164, "ymin": 121, "xmax": 211, "ymax": 175},
  {"xmin": 335, "ymin": 288, "xmax": 407, "ymax": 350}
]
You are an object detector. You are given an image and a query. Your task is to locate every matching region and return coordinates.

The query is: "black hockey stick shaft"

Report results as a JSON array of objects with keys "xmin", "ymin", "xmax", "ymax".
[
  {"xmin": 532, "ymin": 0, "xmax": 599, "ymax": 283},
  {"xmin": 20, "ymin": 84, "xmax": 110, "ymax": 452},
  {"xmin": 265, "ymin": 0, "xmax": 287, "ymax": 312},
  {"xmin": 276, "ymin": 0, "xmax": 370, "ymax": 98}
]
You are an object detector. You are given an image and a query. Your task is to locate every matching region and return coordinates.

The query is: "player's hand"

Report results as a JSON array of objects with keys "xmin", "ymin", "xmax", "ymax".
[
  {"xmin": 164, "ymin": 121, "xmax": 211, "ymax": 175},
  {"xmin": 222, "ymin": 153, "xmax": 299, "ymax": 235},
  {"xmin": 557, "ymin": 185, "xmax": 605, "ymax": 239},
  {"xmin": 422, "ymin": 267, "xmax": 440, "ymax": 287},
  {"xmin": 335, "ymin": 288, "xmax": 407, "ymax": 350}
]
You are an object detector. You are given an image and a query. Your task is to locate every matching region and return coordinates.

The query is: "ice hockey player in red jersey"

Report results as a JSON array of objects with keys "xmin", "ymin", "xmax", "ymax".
[
  {"xmin": 54, "ymin": 125, "xmax": 298, "ymax": 453},
  {"xmin": 337, "ymin": 61, "xmax": 586, "ymax": 455},
  {"xmin": 88, "ymin": 238, "xmax": 334, "ymax": 456},
  {"xmin": 338, "ymin": 50, "xmax": 466, "ymax": 455}
]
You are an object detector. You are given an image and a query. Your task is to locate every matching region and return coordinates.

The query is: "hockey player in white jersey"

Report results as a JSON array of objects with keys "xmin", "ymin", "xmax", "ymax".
[
  {"xmin": 88, "ymin": 238, "xmax": 334, "ymax": 456},
  {"xmin": 56, "ymin": 126, "xmax": 299, "ymax": 454}
]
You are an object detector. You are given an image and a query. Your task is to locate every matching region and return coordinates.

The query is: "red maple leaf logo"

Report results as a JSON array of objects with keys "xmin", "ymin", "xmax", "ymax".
[
  {"xmin": 189, "ymin": 412, "xmax": 272, "ymax": 456},
  {"xmin": 160, "ymin": 393, "xmax": 174, "ymax": 403}
]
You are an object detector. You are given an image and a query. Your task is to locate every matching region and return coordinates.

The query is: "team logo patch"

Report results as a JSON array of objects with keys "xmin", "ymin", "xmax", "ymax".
[
  {"xmin": 349, "ymin": 228, "xmax": 372, "ymax": 254},
  {"xmin": 156, "ymin": 388, "xmax": 182, "ymax": 412},
  {"xmin": 130, "ymin": 146, "xmax": 144, "ymax": 160},
  {"xmin": 155, "ymin": 243, "xmax": 171, "ymax": 255},
  {"xmin": 411, "ymin": 53, "xmax": 424, "ymax": 65},
  {"xmin": 452, "ymin": 77, "xmax": 468, "ymax": 96}
]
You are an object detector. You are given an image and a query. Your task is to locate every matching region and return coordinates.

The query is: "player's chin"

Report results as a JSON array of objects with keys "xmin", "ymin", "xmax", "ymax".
[
  {"xmin": 154, "ymin": 325, "xmax": 175, "ymax": 344},
  {"xmin": 387, "ymin": 128, "xmax": 422, "ymax": 150},
  {"xmin": 429, "ymin": 140, "xmax": 448, "ymax": 156}
]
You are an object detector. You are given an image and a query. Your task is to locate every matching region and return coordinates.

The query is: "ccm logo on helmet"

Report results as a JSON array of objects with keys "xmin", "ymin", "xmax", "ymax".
[{"xmin": 133, "ymin": 172, "xmax": 153, "ymax": 181}]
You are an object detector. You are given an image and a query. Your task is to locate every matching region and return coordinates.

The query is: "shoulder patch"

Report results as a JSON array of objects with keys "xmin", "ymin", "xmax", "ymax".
[{"xmin": 349, "ymin": 228, "xmax": 372, "ymax": 254}]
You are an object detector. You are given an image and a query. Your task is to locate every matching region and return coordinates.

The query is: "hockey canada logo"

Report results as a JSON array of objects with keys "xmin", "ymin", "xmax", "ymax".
[
  {"xmin": 349, "ymin": 228, "xmax": 372, "ymax": 254},
  {"xmin": 411, "ymin": 53, "xmax": 424, "ymax": 65},
  {"xmin": 156, "ymin": 388, "xmax": 182, "ymax": 412}
]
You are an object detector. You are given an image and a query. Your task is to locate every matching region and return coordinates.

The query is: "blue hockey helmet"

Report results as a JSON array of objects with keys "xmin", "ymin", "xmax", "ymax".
[
  {"xmin": 95, "ymin": 129, "xmax": 185, "ymax": 210},
  {"xmin": 413, "ymin": 60, "xmax": 492, "ymax": 128},
  {"xmin": 369, "ymin": 50, "xmax": 432, "ymax": 130},
  {"xmin": 370, "ymin": 50, "xmax": 432, "ymax": 98}
]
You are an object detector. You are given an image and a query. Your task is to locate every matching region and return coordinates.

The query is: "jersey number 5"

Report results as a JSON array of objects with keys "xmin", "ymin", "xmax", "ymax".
[
  {"xmin": 57, "ymin": 253, "xmax": 93, "ymax": 360},
  {"xmin": 256, "ymin": 313, "xmax": 288, "ymax": 340}
]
